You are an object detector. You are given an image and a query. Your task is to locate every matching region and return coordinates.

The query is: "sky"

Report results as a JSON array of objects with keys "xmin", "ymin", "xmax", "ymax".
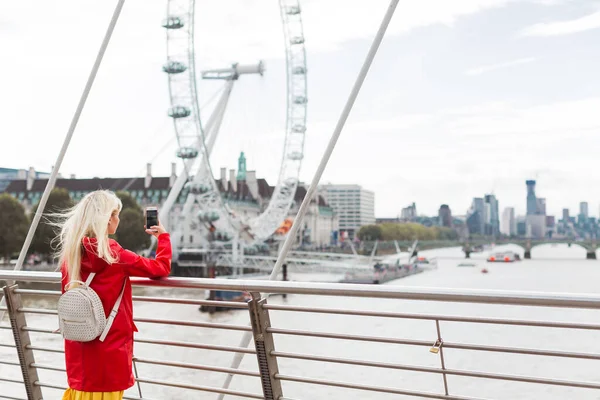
[{"xmin": 1, "ymin": 0, "xmax": 600, "ymax": 218}]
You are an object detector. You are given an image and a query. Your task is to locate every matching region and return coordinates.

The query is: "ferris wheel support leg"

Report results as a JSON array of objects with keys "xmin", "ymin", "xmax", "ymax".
[
  {"xmin": 154, "ymin": 80, "xmax": 234, "ymax": 253},
  {"xmin": 217, "ymin": 0, "xmax": 401, "ymax": 396},
  {"xmin": 0, "ymin": 0, "xmax": 127, "ymax": 322},
  {"xmin": 177, "ymin": 81, "xmax": 234, "ymax": 220},
  {"xmin": 199, "ymin": 80, "xmax": 234, "ymax": 172}
]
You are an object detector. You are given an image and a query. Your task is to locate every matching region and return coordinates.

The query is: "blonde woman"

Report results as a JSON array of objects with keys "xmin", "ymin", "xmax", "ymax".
[{"xmin": 56, "ymin": 190, "xmax": 171, "ymax": 400}]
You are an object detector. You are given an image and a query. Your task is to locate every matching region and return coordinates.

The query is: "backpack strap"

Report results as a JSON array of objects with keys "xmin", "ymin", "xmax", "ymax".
[
  {"xmin": 85, "ymin": 272, "xmax": 96, "ymax": 286},
  {"xmin": 64, "ymin": 272, "xmax": 95, "ymax": 291},
  {"xmin": 99, "ymin": 280, "xmax": 127, "ymax": 342}
]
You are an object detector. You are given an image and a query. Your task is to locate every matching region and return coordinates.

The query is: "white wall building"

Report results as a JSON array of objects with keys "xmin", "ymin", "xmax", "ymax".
[
  {"xmin": 5, "ymin": 164, "xmax": 338, "ymax": 247},
  {"xmin": 319, "ymin": 184, "xmax": 375, "ymax": 239},
  {"xmin": 526, "ymin": 214, "xmax": 547, "ymax": 239},
  {"xmin": 288, "ymin": 185, "xmax": 338, "ymax": 247},
  {"xmin": 501, "ymin": 207, "xmax": 516, "ymax": 236}
]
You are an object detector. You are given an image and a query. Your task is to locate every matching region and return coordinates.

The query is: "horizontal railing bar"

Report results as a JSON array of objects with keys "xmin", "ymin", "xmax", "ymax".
[
  {"xmin": 5, "ymin": 271, "xmax": 600, "ymax": 309},
  {"xmin": 26, "ymin": 345, "xmax": 63, "ymax": 354},
  {"xmin": 132, "ymin": 295, "xmax": 249, "ymax": 309},
  {"xmin": 268, "ymin": 327, "xmax": 600, "ymax": 361},
  {"xmin": 444, "ymin": 341, "xmax": 600, "ymax": 360},
  {"xmin": 23, "ymin": 337, "xmax": 256, "ymax": 355},
  {"xmin": 136, "ymin": 377, "xmax": 264, "ymax": 399},
  {"xmin": 12, "ymin": 294, "xmax": 248, "ymax": 310},
  {"xmin": 22, "ymin": 326, "xmax": 58, "ymax": 334},
  {"xmin": 269, "ymin": 326, "xmax": 430, "ymax": 346},
  {"xmin": 272, "ymin": 351, "xmax": 600, "ymax": 389},
  {"xmin": 14, "ymin": 289, "xmax": 60, "ymax": 296},
  {"xmin": 0, "ymin": 343, "xmax": 16, "ymax": 349},
  {"xmin": 17, "ymin": 307, "xmax": 57, "ymax": 315},
  {"xmin": 12, "ymin": 290, "xmax": 248, "ymax": 312},
  {"xmin": 24, "ymin": 320, "xmax": 252, "ymax": 335},
  {"xmin": 0, "ymin": 325, "xmax": 11, "ymax": 330},
  {"xmin": 34, "ymin": 381, "xmax": 67, "ymax": 390},
  {"xmin": 133, "ymin": 357, "xmax": 260, "ymax": 377},
  {"xmin": 0, "ymin": 395, "xmax": 27, "ymax": 400},
  {"xmin": 0, "ymin": 376, "xmax": 25, "ymax": 384},
  {"xmin": 134, "ymin": 317, "xmax": 252, "ymax": 331},
  {"xmin": 134, "ymin": 337, "xmax": 256, "ymax": 354},
  {"xmin": 263, "ymin": 304, "xmax": 600, "ymax": 331},
  {"xmin": 34, "ymin": 381, "xmax": 151, "ymax": 400},
  {"xmin": 274, "ymin": 374, "xmax": 485, "ymax": 400},
  {"xmin": 0, "ymin": 360, "xmax": 21, "ymax": 367},
  {"xmin": 30, "ymin": 363, "xmax": 65, "ymax": 372}
]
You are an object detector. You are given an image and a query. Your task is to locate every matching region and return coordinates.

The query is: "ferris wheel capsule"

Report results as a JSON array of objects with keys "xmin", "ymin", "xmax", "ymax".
[
  {"xmin": 293, "ymin": 96, "xmax": 307, "ymax": 104},
  {"xmin": 284, "ymin": 177, "xmax": 297, "ymax": 186},
  {"xmin": 286, "ymin": 6, "xmax": 301, "ymax": 15},
  {"xmin": 168, "ymin": 106, "xmax": 191, "ymax": 118},
  {"xmin": 287, "ymin": 151, "xmax": 303, "ymax": 161},
  {"xmin": 162, "ymin": 16, "xmax": 184, "ymax": 29},
  {"xmin": 292, "ymin": 66, "xmax": 306, "ymax": 75},
  {"xmin": 184, "ymin": 181, "xmax": 210, "ymax": 194},
  {"xmin": 290, "ymin": 36, "xmax": 305, "ymax": 45},
  {"xmin": 198, "ymin": 210, "xmax": 220, "ymax": 222},
  {"xmin": 163, "ymin": 61, "xmax": 187, "ymax": 74},
  {"xmin": 291, "ymin": 124, "xmax": 306, "ymax": 133},
  {"xmin": 177, "ymin": 147, "xmax": 199, "ymax": 159},
  {"xmin": 214, "ymin": 231, "xmax": 232, "ymax": 242}
]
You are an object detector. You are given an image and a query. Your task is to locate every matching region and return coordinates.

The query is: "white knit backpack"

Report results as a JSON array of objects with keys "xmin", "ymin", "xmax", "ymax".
[{"xmin": 57, "ymin": 272, "xmax": 125, "ymax": 342}]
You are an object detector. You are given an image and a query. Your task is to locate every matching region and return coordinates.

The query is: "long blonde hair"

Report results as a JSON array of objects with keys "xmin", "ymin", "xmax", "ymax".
[{"xmin": 54, "ymin": 190, "xmax": 122, "ymax": 282}]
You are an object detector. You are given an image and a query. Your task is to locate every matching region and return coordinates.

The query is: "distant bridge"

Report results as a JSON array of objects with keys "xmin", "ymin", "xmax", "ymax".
[{"xmin": 350, "ymin": 239, "xmax": 599, "ymax": 260}]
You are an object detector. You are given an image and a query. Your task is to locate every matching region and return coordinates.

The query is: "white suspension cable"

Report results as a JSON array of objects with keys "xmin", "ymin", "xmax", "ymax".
[
  {"xmin": 217, "ymin": 0, "xmax": 401, "ymax": 396},
  {"xmin": 0, "ymin": 0, "xmax": 127, "ymax": 321}
]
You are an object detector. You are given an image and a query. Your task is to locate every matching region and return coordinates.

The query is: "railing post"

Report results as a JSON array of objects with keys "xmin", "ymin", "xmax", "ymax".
[
  {"xmin": 3, "ymin": 284, "xmax": 43, "ymax": 400},
  {"xmin": 247, "ymin": 292, "xmax": 283, "ymax": 400}
]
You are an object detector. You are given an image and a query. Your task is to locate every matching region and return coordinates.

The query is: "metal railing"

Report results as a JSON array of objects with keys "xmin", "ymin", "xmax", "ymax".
[{"xmin": 2, "ymin": 270, "xmax": 600, "ymax": 399}]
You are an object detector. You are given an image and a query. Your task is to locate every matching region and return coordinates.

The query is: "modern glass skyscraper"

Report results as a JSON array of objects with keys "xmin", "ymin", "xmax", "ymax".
[
  {"xmin": 580, "ymin": 202, "xmax": 589, "ymax": 218},
  {"xmin": 484, "ymin": 194, "xmax": 500, "ymax": 236},
  {"xmin": 526, "ymin": 180, "xmax": 537, "ymax": 215}
]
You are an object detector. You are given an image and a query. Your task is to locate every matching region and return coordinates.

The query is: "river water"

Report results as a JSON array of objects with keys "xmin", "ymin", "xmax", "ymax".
[{"xmin": 2, "ymin": 244, "xmax": 600, "ymax": 399}]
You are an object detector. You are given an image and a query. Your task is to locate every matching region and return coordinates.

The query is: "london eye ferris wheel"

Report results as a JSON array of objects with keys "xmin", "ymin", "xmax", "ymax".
[{"xmin": 158, "ymin": 0, "xmax": 308, "ymax": 254}]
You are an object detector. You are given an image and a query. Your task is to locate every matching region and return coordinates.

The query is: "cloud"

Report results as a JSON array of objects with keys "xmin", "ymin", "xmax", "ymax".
[
  {"xmin": 465, "ymin": 57, "xmax": 536, "ymax": 75},
  {"xmin": 520, "ymin": 10, "xmax": 600, "ymax": 37},
  {"xmin": 0, "ymin": 0, "xmax": 521, "ymax": 68},
  {"xmin": 1, "ymin": 0, "xmax": 598, "ymax": 218},
  {"xmin": 312, "ymin": 96, "xmax": 600, "ymax": 215}
]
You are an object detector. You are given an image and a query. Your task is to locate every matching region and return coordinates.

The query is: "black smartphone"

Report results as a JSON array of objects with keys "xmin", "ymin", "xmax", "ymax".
[{"xmin": 146, "ymin": 207, "xmax": 158, "ymax": 229}]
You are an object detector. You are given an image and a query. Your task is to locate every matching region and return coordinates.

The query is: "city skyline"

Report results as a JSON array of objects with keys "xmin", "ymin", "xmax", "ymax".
[
  {"xmin": 399, "ymin": 178, "xmax": 600, "ymax": 222},
  {"xmin": 5, "ymin": 163, "xmax": 600, "ymax": 220},
  {"xmin": 1, "ymin": 1, "xmax": 600, "ymax": 217}
]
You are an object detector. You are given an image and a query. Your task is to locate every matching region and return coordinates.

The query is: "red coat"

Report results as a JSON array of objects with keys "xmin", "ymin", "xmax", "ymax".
[{"xmin": 61, "ymin": 233, "xmax": 172, "ymax": 392}]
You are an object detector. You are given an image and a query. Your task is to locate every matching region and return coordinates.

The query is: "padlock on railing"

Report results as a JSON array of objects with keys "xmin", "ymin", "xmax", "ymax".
[{"xmin": 429, "ymin": 339, "xmax": 443, "ymax": 354}]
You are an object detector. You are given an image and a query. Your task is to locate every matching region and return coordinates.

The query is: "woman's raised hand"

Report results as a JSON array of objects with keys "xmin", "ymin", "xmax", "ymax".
[{"xmin": 145, "ymin": 222, "xmax": 167, "ymax": 238}]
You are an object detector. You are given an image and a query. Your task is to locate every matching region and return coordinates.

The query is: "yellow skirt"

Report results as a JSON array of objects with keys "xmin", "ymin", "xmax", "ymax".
[{"xmin": 62, "ymin": 389, "xmax": 124, "ymax": 400}]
